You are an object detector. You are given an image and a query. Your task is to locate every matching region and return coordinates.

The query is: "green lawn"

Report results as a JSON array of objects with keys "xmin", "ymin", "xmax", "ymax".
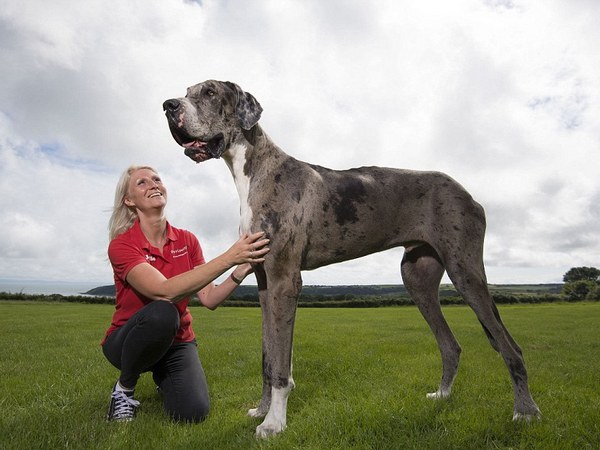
[{"xmin": 0, "ymin": 301, "xmax": 598, "ymax": 449}]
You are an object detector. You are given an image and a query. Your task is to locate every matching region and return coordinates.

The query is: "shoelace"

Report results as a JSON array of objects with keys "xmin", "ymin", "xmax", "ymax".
[{"xmin": 111, "ymin": 390, "xmax": 140, "ymax": 419}]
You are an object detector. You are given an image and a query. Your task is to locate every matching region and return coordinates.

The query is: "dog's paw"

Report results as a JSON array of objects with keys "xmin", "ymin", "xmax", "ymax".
[
  {"xmin": 255, "ymin": 420, "xmax": 285, "ymax": 439},
  {"xmin": 513, "ymin": 399, "xmax": 541, "ymax": 422},
  {"xmin": 512, "ymin": 412, "xmax": 541, "ymax": 422},
  {"xmin": 426, "ymin": 388, "xmax": 450, "ymax": 400},
  {"xmin": 513, "ymin": 409, "xmax": 541, "ymax": 422}
]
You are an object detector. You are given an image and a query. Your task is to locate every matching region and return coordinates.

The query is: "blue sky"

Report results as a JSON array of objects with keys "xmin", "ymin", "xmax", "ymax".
[{"xmin": 0, "ymin": 0, "xmax": 598, "ymax": 285}]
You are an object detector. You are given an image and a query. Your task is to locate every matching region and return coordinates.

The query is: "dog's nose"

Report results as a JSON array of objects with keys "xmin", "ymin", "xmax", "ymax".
[{"xmin": 163, "ymin": 99, "xmax": 180, "ymax": 112}]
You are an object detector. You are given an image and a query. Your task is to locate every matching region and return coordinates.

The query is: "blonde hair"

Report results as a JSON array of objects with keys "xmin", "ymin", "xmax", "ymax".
[{"xmin": 108, "ymin": 165, "xmax": 162, "ymax": 241}]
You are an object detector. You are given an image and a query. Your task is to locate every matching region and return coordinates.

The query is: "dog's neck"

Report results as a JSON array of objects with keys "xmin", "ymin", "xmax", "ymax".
[
  {"xmin": 222, "ymin": 124, "xmax": 289, "ymax": 235},
  {"xmin": 223, "ymin": 124, "xmax": 287, "ymax": 175}
]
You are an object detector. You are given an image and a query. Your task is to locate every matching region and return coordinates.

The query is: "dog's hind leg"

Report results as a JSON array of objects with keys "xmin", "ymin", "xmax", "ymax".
[
  {"xmin": 401, "ymin": 244, "xmax": 462, "ymax": 400},
  {"xmin": 477, "ymin": 301, "xmax": 523, "ymax": 355},
  {"xmin": 445, "ymin": 257, "xmax": 540, "ymax": 420},
  {"xmin": 254, "ymin": 268, "xmax": 301, "ymax": 438}
]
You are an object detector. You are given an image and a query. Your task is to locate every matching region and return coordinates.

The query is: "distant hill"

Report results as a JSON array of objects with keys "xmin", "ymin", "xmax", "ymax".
[
  {"xmin": 84, "ymin": 284, "xmax": 410, "ymax": 298},
  {"xmin": 85, "ymin": 285, "xmax": 116, "ymax": 296}
]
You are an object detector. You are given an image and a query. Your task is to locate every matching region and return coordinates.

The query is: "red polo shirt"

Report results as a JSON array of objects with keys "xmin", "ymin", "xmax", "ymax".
[{"xmin": 102, "ymin": 219, "xmax": 205, "ymax": 345}]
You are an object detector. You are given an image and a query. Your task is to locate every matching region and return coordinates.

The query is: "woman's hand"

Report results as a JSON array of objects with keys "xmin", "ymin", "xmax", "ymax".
[{"xmin": 224, "ymin": 231, "xmax": 270, "ymax": 266}]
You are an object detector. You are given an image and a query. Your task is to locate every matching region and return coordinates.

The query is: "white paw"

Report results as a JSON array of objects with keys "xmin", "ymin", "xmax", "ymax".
[
  {"xmin": 426, "ymin": 389, "xmax": 450, "ymax": 400},
  {"xmin": 254, "ymin": 386, "xmax": 292, "ymax": 438},
  {"xmin": 255, "ymin": 420, "xmax": 286, "ymax": 439}
]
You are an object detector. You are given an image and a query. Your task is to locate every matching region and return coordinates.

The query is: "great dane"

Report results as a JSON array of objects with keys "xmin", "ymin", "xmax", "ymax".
[{"xmin": 163, "ymin": 80, "xmax": 540, "ymax": 437}]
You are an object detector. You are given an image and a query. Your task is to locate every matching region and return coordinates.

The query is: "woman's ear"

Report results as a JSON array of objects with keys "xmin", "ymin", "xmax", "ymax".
[{"xmin": 123, "ymin": 197, "xmax": 135, "ymax": 207}]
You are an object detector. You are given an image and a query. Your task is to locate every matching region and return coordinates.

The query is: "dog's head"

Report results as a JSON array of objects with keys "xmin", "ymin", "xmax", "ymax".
[{"xmin": 163, "ymin": 80, "xmax": 263, "ymax": 163}]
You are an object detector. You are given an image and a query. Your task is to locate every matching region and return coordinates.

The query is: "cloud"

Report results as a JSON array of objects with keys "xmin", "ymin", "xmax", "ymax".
[{"xmin": 0, "ymin": 0, "xmax": 598, "ymax": 285}]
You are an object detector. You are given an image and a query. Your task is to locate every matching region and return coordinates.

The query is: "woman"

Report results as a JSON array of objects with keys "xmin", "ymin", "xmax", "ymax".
[{"xmin": 101, "ymin": 165, "xmax": 269, "ymax": 423}]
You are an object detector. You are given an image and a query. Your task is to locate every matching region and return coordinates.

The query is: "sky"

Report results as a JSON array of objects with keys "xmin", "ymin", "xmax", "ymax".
[{"xmin": 0, "ymin": 0, "xmax": 598, "ymax": 287}]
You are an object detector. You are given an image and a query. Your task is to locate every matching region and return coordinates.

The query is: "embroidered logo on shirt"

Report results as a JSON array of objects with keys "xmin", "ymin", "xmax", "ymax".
[
  {"xmin": 145, "ymin": 254, "xmax": 157, "ymax": 262},
  {"xmin": 171, "ymin": 246, "xmax": 189, "ymax": 258}
]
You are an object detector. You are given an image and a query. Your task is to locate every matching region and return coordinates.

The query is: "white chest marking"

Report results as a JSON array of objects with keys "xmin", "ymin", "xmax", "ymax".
[{"xmin": 226, "ymin": 144, "xmax": 253, "ymax": 234}]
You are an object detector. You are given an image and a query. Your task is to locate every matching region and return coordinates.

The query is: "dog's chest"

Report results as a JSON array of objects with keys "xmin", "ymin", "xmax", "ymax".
[{"xmin": 227, "ymin": 144, "xmax": 253, "ymax": 234}]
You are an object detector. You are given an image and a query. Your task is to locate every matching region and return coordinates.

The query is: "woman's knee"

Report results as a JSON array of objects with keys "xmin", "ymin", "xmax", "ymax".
[{"xmin": 141, "ymin": 301, "xmax": 179, "ymax": 335}]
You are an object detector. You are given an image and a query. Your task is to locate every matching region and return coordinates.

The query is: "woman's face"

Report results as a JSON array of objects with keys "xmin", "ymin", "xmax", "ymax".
[{"xmin": 123, "ymin": 168, "xmax": 167, "ymax": 212}]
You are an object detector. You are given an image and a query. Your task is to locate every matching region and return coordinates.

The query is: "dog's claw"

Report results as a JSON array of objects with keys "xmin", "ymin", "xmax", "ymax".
[{"xmin": 248, "ymin": 407, "xmax": 267, "ymax": 418}]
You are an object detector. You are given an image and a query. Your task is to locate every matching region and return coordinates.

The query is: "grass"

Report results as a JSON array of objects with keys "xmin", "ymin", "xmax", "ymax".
[{"xmin": 0, "ymin": 301, "xmax": 598, "ymax": 449}]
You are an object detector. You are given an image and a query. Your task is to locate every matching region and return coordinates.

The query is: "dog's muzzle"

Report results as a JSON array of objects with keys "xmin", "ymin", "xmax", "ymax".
[{"xmin": 162, "ymin": 99, "xmax": 225, "ymax": 162}]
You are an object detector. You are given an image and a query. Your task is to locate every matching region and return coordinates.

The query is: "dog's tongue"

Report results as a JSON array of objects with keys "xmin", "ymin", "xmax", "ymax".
[{"xmin": 181, "ymin": 137, "xmax": 222, "ymax": 161}]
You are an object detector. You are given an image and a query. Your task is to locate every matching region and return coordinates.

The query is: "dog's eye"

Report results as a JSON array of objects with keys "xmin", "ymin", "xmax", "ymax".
[{"xmin": 205, "ymin": 89, "xmax": 215, "ymax": 97}]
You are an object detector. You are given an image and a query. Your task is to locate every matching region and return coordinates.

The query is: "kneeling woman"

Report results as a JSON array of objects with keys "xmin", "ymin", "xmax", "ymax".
[{"xmin": 101, "ymin": 165, "xmax": 269, "ymax": 422}]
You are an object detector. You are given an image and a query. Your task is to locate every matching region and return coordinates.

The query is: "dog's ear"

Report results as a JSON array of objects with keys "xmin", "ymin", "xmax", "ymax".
[{"xmin": 225, "ymin": 81, "xmax": 263, "ymax": 130}]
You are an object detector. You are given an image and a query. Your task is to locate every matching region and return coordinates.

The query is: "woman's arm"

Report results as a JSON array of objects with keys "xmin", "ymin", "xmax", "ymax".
[
  {"xmin": 125, "ymin": 232, "xmax": 268, "ymax": 303},
  {"xmin": 197, "ymin": 263, "xmax": 254, "ymax": 310}
]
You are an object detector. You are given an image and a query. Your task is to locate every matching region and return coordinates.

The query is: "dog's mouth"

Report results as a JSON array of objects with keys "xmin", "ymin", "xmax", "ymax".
[
  {"xmin": 170, "ymin": 129, "xmax": 225, "ymax": 163},
  {"xmin": 183, "ymin": 134, "xmax": 225, "ymax": 163}
]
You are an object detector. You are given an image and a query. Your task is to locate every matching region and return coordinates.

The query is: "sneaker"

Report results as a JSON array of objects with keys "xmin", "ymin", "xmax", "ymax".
[{"xmin": 106, "ymin": 383, "xmax": 140, "ymax": 422}]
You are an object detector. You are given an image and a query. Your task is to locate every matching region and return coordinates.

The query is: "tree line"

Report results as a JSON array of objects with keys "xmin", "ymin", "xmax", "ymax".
[{"xmin": 1, "ymin": 267, "xmax": 597, "ymax": 307}]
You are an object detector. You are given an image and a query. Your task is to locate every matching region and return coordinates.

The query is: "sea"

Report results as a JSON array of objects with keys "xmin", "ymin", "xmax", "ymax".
[{"xmin": 0, "ymin": 279, "xmax": 104, "ymax": 296}]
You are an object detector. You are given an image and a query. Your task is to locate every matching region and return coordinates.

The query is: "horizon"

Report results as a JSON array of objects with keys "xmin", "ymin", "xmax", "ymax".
[{"xmin": 0, "ymin": 278, "xmax": 565, "ymax": 288}]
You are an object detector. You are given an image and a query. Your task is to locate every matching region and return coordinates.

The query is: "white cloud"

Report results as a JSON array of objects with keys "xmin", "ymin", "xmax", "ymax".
[{"xmin": 0, "ymin": 0, "xmax": 598, "ymax": 286}]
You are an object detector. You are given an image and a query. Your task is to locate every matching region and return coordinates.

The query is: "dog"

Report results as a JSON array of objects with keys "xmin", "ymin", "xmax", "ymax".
[{"xmin": 163, "ymin": 80, "xmax": 540, "ymax": 437}]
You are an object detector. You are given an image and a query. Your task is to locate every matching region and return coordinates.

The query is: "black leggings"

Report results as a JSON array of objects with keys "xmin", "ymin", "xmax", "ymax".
[{"xmin": 102, "ymin": 301, "xmax": 210, "ymax": 422}]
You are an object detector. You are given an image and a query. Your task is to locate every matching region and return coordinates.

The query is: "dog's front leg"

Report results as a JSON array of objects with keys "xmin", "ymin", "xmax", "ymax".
[
  {"xmin": 248, "ymin": 316, "xmax": 271, "ymax": 419},
  {"xmin": 254, "ymin": 269, "xmax": 301, "ymax": 439},
  {"xmin": 247, "ymin": 266, "xmax": 272, "ymax": 419}
]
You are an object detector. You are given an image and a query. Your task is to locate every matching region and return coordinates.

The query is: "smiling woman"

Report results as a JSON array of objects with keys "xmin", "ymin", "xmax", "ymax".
[
  {"xmin": 108, "ymin": 166, "xmax": 161, "ymax": 241},
  {"xmin": 100, "ymin": 165, "xmax": 270, "ymax": 424},
  {"xmin": 122, "ymin": 168, "xmax": 168, "ymax": 247}
]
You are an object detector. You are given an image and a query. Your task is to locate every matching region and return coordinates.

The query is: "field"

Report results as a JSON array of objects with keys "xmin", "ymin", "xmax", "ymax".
[{"xmin": 1, "ymin": 301, "xmax": 598, "ymax": 449}]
